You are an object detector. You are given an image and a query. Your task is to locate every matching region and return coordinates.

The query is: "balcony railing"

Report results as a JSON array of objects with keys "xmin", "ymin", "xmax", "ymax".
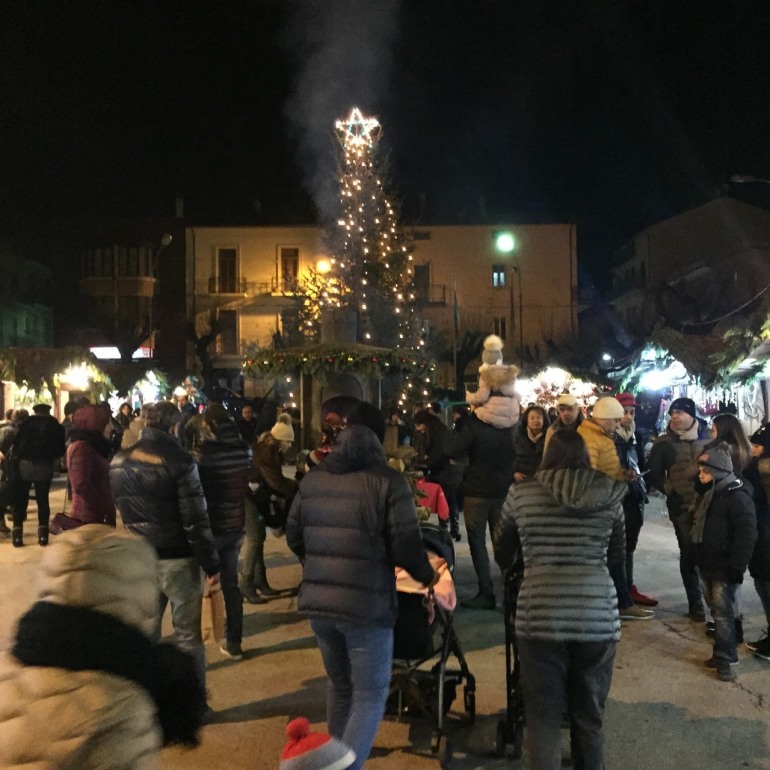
[
  {"xmin": 415, "ymin": 284, "xmax": 446, "ymax": 305},
  {"xmin": 205, "ymin": 276, "xmax": 301, "ymax": 296}
]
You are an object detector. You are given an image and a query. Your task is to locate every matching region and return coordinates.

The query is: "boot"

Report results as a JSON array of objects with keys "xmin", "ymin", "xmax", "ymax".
[
  {"xmin": 239, "ymin": 584, "xmax": 267, "ymax": 605},
  {"xmin": 254, "ymin": 566, "xmax": 280, "ymax": 597},
  {"xmin": 12, "ymin": 527, "xmax": 23, "ymax": 548},
  {"xmin": 38, "ymin": 526, "xmax": 49, "ymax": 546}
]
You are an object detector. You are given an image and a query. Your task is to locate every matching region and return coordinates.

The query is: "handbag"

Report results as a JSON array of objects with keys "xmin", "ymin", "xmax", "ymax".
[
  {"xmin": 49, "ymin": 488, "xmax": 85, "ymax": 535},
  {"xmin": 201, "ymin": 582, "xmax": 226, "ymax": 643}
]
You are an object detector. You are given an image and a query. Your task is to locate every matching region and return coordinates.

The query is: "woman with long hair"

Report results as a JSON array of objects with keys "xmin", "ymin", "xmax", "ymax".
[
  {"xmin": 708, "ymin": 413, "xmax": 753, "ymax": 475},
  {"xmin": 493, "ymin": 430, "xmax": 626, "ymax": 770}
]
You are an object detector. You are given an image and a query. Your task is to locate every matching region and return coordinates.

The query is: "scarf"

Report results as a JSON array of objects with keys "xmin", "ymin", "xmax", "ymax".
[
  {"xmin": 691, "ymin": 474, "xmax": 739, "ymax": 544},
  {"xmin": 12, "ymin": 601, "xmax": 206, "ymax": 746},
  {"xmin": 671, "ymin": 419, "xmax": 700, "ymax": 442},
  {"xmin": 68, "ymin": 429, "xmax": 113, "ymax": 459},
  {"xmin": 526, "ymin": 427, "xmax": 543, "ymax": 443},
  {"xmin": 614, "ymin": 420, "xmax": 636, "ymax": 443}
]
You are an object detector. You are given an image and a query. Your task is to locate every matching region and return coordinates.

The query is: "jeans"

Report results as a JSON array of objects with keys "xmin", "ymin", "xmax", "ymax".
[
  {"xmin": 13, "ymin": 474, "xmax": 53, "ymax": 528},
  {"xmin": 609, "ymin": 559, "xmax": 633, "ymax": 609},
  {"xmin": 671, "ymin": 512, "xmax": 704, "ymax": 609},
  {"xmin": 623, "ymin": 497, "xmax": 644, "ymax": 586},
  {"xmin": 238, "ymin": 496, "xmax": 267, "ymax": 590},
  {"xmin": 463, "ymin": 496, "xmax": 505, "ymax": 596},
  {"xmin": 156, "ymin": 557, "xmax": 206, "ymax": 691},
  {"xmin": 518, "ymin": 637, "xmax": 617, "ymax": 770},
  {"xmin": 701, "ymin": 575, "xmax": 739, "ymax": 663},
  {"xmin": 213, "ymin": 531, "xmax": 245, "ymax": 644},
  {"xmin": 310, "ymin": 618, "xmax": 394, "ymax": 770},
  {"xmin": 754, "ymin": 578, "xmax": 770, "ymax": 630}
]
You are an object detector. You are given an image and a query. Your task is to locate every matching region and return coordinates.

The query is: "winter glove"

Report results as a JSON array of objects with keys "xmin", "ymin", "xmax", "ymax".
[{"xmin": 727, "ymin": 567, "xmax": 744, "ymax": 585}]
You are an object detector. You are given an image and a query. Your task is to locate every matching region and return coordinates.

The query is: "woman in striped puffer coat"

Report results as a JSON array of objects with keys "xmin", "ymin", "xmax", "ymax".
[{"xmin": 493, "ymin": 429, "xmax": 627, "ymax": 770}]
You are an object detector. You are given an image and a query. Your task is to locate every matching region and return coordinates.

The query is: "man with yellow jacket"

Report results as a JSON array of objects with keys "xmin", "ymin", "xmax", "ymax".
[{"xmin": 578, "ymin": 396, "xmax": 654, "ymax": 620}]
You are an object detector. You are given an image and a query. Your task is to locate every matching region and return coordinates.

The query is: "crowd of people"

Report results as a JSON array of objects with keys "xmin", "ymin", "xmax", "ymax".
[{"xmin": 0, "ymin": 335, "xmax": 768, "ymax": 769}]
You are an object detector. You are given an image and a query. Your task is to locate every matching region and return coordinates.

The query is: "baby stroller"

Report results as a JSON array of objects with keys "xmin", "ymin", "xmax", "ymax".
[
  {"xmin": 388, "ymin": 523, "xmax": 476, "ymax": 769},
  {"xmin": 495, "ymin": 565, "xmax": 525, "ymax": 759}
]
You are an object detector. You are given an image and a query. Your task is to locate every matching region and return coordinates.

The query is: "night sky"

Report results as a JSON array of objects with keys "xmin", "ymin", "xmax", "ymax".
[{"xmin": 2, "ymin": 1, "xmax": 770, "ymax": 287}]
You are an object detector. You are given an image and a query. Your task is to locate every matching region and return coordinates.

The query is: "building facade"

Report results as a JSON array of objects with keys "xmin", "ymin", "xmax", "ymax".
[
  {"xmin": 184, "ymin": 222, "xmax": 579, "ymax": 375},
  {"xmin": 0, "ymin": 250, "xmax": 53, "ymax": 348}
]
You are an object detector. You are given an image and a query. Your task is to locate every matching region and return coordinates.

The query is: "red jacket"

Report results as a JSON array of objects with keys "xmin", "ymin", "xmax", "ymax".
[{"xmin": 67, "ymin": 406, "xmax": 116, "ymax": 526}]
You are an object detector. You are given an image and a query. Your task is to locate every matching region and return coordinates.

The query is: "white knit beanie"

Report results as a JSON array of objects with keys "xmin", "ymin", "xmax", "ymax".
[
  {"xmin": 592, "ymin": 396, "xmax": 624, "ymax": 420},
  {"xmin": 481, "ymin": 334, "xmax": 504, "ymax": 366},
  {"xmin": 271, "ymin": 413, "xmax": 295, "ymax": 443}
]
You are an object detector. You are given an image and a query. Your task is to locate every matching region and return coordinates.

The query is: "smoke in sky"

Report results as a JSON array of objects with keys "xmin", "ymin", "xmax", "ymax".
[{"xmin": 281, "ymin": 0, "xmax": 400, "ymax": 224}]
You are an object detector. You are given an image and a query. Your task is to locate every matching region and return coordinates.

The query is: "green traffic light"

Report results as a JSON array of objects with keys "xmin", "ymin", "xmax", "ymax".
[{"xmin": 495, "ymin": 232, "xmax": 515, "ymax": 253}]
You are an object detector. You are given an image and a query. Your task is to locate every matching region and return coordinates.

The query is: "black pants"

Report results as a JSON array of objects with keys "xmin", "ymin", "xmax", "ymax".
[{"xmin": 14, "ymin": 476, "xmax": 53, "ymax": 528}]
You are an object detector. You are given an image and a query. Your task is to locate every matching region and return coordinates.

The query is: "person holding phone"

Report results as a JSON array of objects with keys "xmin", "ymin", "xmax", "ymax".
[{"xmin": 614, "ymin": 393, "xmax": 658, "ymax": 608}]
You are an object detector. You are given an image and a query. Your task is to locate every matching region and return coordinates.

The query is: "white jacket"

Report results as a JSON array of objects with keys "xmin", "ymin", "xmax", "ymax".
[{"xmin": 0, "ymin": 526, "xmax": 163, "ymax": 769}]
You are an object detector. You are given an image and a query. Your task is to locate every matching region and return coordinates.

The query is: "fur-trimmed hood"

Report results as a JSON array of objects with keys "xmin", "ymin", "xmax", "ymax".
[{"xmin": 478, "ymin": 363, "xmax": 519, "ymax": 388}]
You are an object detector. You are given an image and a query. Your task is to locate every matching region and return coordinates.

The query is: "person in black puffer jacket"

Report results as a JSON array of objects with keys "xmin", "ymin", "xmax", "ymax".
[
  {"xmin": 12, "ymin": 403, "xmax": 66, "ymax": 548},
  {"xmin": 691, "ymin": 443, "xmax": 756, "ymax": 681},
  {"xmin": 744, "ymin": 425, "xmax": 770, "ymax": 659},
  {"xmin": 193, "ymin": 404, "xmax": 251, "ymax": 661},
  {"xmin": 287, "ymin": 403, "xmax": 436, "ymax": 770},
  {"xmin": 110, "ymin": 401, "xmax": 220, "ymax": 703}
]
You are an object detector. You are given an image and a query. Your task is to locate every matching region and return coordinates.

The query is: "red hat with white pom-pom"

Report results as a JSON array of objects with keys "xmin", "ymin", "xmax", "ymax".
[{"xmin": 279, "ymin": 718, "xmax": 356, "ymax": 770}]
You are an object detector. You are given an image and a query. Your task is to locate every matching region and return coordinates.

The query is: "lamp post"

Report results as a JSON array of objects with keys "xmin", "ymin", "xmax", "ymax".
[
  {"xmin": 511, "ymin": 260, "xmax": 524, "ymax": 368},
  {"xmin": 493, "ymin": 230, "xmax": 524, "ymax": 367},
  {"xmin": 148, "ymin": 233, "xmax": 173, "ymax": 358}
]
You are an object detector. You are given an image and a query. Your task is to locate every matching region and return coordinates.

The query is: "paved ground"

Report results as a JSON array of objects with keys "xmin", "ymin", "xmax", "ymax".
[{"xmin": 2, "ymin": 477, "xmax": 770, "ymax": 769}]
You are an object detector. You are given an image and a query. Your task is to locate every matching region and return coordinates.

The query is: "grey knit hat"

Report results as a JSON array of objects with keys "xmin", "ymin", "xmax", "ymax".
[{"xmin": 697, "ymin": 442, "xmax": 733, "ymax": 480}]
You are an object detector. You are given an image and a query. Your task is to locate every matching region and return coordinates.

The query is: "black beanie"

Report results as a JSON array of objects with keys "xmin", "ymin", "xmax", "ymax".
[
  {"xmin": 751, "ymin": 425, "xmax": 770, "ymax": 453},
  {"xmin": 669, "ymin": 397, "xmax": 697, "ymax": 420}
]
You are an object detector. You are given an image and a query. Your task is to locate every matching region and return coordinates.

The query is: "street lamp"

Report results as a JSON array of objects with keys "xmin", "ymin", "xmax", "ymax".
[
  {"xmin": 148, "ymin": 233, "xmax": 173, "ymax": 358},
  {"xmin": 511, "ymin": 260, "xmax": 524, "ymax": 368},
  {"xmin": 493, "ymin": 230, "xmax": 524, "ymax": 367}
]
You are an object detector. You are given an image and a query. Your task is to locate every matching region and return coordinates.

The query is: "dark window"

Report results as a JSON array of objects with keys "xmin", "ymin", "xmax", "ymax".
[
  {"xmin": 218, "ymin": 248, "xmax": 237, "ymax": 293},
  {"xmin": 281, "ymin": 247, "xmax": 299, "ymax": 291},
  {"xmin": 219, "ymin": 310, "xmax": 238, "ymax": 354},
  {"xmin": 492, "ymin": 264, "xmax": 506, "ymax": 287},
  {"xmin": 413, "ymin": 230, "xmax": 431, "ymax": 240},
  {"xmin": 413, "ymin": 264, "xmax": 430, "ymax": 297},
  {"xmin": 493, "ymin": 316, "xmax": 507, "ymax": 340}
]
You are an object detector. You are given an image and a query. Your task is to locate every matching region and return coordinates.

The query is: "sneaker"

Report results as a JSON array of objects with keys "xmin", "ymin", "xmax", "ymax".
[
  {"xmin": 753, "ymin": 637, "xmax": 770, "ymax": 661},
  {"xmin": 688, "ymin": 604, "xmax": 707, "ymax": 622},
  {"xmin": 630, "ymin": 585, "xmax": 658, "ymax": 607},
  {"xmin": 704, "ymin": 654, "xmax": 738, "ymax": 668},
  {"xmin": 705, "ymin": 621, "xmax": 716, "ymax": 638},
  {"xmin": 619, "ymin": 605, "xmax": 655, "ymax": 620},
  {"xmin": 746, "ymin": 632, "xmax": 768, "ymax": 653},
  {"xmin": 717, "ymin": 665, "xmax": 737, "ymax": 682},
  {"xmin": 219, "ymin": 641, "xmax": 244, "ymax": 660},
  {"xmin": 461, "ymin": 593, "xmax": 496, "ymax": 610}
]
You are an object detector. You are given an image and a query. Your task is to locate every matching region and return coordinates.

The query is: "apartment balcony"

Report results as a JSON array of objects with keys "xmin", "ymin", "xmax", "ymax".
[
  {"xmin": 415, "ymin": 284, "xmax": 447, "ymax": 306},
  {"xmin": 206, "ymin": 276, "xmax": 301, "ymax": 296}
]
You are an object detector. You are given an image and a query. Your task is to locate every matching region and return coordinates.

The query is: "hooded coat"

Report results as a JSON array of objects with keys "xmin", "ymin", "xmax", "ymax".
[
  {"xmin": 493, "ymin": 468, "xmax": 627, "ymax": 643},
  {"xmin": 0, "ymin": 526, "xmax": 164, "ymax": 769},
  {"xmin": 286, "ymin": 424, "xmax": 434, "ymax": 627},
  {"xmin": 66, "ymin": 405, "xmax": 116, "ymax": 526}
]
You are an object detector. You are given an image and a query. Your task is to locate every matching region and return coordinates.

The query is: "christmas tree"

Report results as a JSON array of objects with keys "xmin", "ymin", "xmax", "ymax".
[{"xmin": 299, "ymin": 108, "xmax": 420, "ymax": 348}]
